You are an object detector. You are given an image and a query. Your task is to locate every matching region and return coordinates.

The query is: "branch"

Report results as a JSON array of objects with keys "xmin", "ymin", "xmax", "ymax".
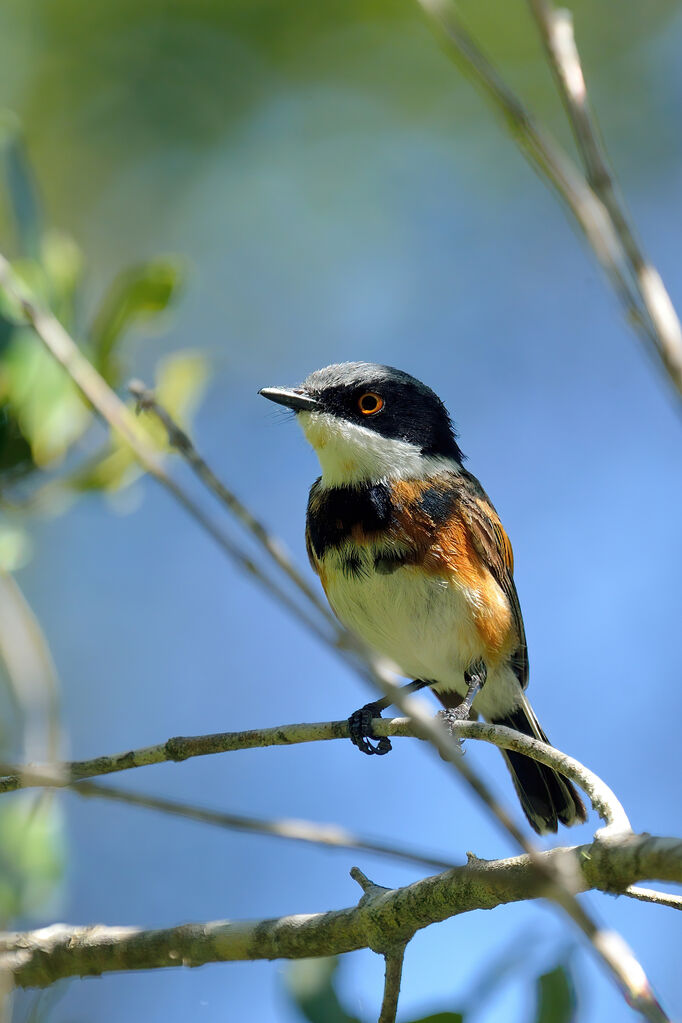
[
  {"xmin": 58, "ymin": 778, "xmax": 682, "ymax": 914},
  {"xmin": 350, "ymin": 868, "xmax": 409, "ymax": 1023},
  {"xmin": 73, "ymin": 777, "xmax": 679, "ymax": 914},
  {"xmin": 379, "ymin": 944, "xmax": 406, "ymax": 1023},
  {"xmin": 0, "ymin": 718, "xmax": 629, "ymax": 832},
  {"xmin": 3, "ymin": 833, "xmax": 680, "ymax": 990},
  {"xmin": 71, "ymin": 778, "xmax": 458, "ymax": 873},
  {"xmin": 416, "ymin": 0, "xmax": 682, "ymax": 401},
  {"xmin": 528, "ymin": 0, "xmax": 682, "ymax": 394},
  {"xmin": 0, "ymin": 254, "xmax": 344, "ymax": 656},
  {"xmin": 5, "ymin": 707, "xmax": 662, "ymax": 1015},
  {"xmin": 623, "ymin": 887, "xmax": 682, "ymax": 912},
  {"xmin": 128, "ymin": 379, "xmax": 339, "ymax": 633},
  {"xmin": 0, "ymin": 253, "xmax": 667, "ymax": 1018}
]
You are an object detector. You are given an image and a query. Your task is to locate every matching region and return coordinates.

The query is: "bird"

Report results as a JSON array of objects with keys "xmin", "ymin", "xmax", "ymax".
[{"xmin": 259, "ymin": 362, "xmax": 586, "ymax": 834}]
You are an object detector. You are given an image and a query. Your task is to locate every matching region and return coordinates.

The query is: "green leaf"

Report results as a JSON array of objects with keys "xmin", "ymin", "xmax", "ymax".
[
  {"xmin": 534, "ymin": 964, "xmax": 576, "ymax": 1023},
  {"xmin": 68, "ymin": 443, "xmax": 139, "ymax": 494},
  {"xmin": 89, "ymin": 259, "xmax": 184, "ymax": 383},
  {"xmin": 0, "ymin": 258, "xmax": 50, "ymax": 326},
  {"xmin": 69, "ymin": 349, "xmax": 208, "ymax": 495},
  {"xmin": 457, "ymin": 928, "xmax": 541, "ymax": 1017},
  {"xmin": 285, "ymin": 958, "xmax": 361, "ymax": 1023},
  {"xmin": 0, "ymin": 523, "xmax": 32, "ymax": 571},
  {"xmin": 0, "ymin": 113, "xmax": 43, "ymax": 260},
  {"xmin": 0, "ymin": 401, "xmax": 33, "ymax": 479},
  {"xmin": 404, "ymin": 1014, "xmax": 464, "ymax": 1023},
  {"xmin": 1, "ymin": 332, "xmax": 91, "ymax": 467},
  {"xmin": 0, "ymin": 794, "xmax": 66, "ymax": 920},
  {"xmin": 41, "ymin": 230, "xmax": 83, "ymax": 331},
  {"xmin": 154, "ymin": 349, "xmax": 208, "ymax": 426}
]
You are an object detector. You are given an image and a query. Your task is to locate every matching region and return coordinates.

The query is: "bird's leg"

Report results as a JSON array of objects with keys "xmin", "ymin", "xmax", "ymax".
[
  {"xmin": 347, "ymin": 679, "xmax": 429, "ymax": 756},
  {"xmin": 439, "ymin": 659, "xmax": 487, "ymax": 740}
]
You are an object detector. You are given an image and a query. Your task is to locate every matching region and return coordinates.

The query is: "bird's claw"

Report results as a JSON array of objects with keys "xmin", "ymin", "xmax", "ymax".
[
  {"xmin": 437, "ymin": 708, "xmax": 467, "ymax": 754},
  {"xmin": 347, "ymin": 702, "xmax": 392, "ymax": 756}
]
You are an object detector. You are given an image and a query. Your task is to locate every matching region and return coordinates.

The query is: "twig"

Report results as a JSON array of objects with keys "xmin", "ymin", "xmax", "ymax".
[
  {"xmin": 342, "ymin": 683, "xmax": 668, "ymax": 1021},
  {"xmin": 528, "ymin": 0, "xmax": 682, "ymax": 395},
  {"xmin": 622, "ymin": 887, "xmax": 682, "ymax": 912},
  {"xmin": 0, "ymin": 571, "xmax": 62, "ymax": 766},
  {"xmin": 2, "ymin": 832, "xmax": 680, "ymax": 989},
  {"xmin": 21, "ymin": 715, "xmax": 682, "ymax": 935},
  {"xmin": 128, "ymin": 380, "xmax": 340, "ymax": 634},
  {"xmin": 378, "ymin": 945, "xmax": 407, "ymax": 1023},
  {"xmin": 416, "ymin": 0, "xmax": 682, "ymax": 402},
  {"xmin": 350, "ymin": 868, "xmax": 413, "ymax": 1023},
  {"xmin": 0, "ymin": 254, "xmax": 345, "ymax": 655},
  {"xmin": 71, "ymin": 779, "xmax": 457, "ymax": 872},
  {"xmin": 0, "ymin": 717, "xmax": 629, "ymax": 831},
  {"xmin": 0, "ymin": 251, "xmax": 667, "ymax": 1017}
]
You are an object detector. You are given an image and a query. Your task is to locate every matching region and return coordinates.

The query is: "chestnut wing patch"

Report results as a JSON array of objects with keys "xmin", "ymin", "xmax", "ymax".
[
  {"xmin": 413, "ymin": 472, "xmax": 528, "ymax": 686},
  {"xmin": 458, "ymin": 470, "xmax": 528, "ymax": 688}
]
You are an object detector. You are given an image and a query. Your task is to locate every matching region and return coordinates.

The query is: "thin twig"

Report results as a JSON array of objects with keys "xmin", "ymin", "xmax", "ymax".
[
  {"xmin": 0, "ymin": 571, "xmax": 62, "ymax": 767},
  {"xmin": 0, "ymin": 254, "xmax": 347, "ymax": 657},
  {"xmin": 21, "ymin": 713, "xmax": 682, "ymax": 927},
  {"xmin": 15, "ymin": 714, "xmax": 676, "ymax": 919},
  {"xmin": 417, "ymin": 0, "xmax": 682, "ymax": 402},
  {"xmin": 378, "ymin": 945, "xmax": 407, "ymax": 1023},
  {"xmin": 343, "ymin": 683, "xmax": 668, "ymax": 1022},
  {"xmin": 0, "ymin": 251, "xmax": 667, "ymax": 1019},
  {"xmin": 128, "ymin": 379, "xmax": 340, "ymax": 634},
  {"xmin": 71, "ymin": 779, "xmax": 457, "ymax": 872},
  {"xmin": 528, "ymin": 0, "xmax": 682, "ymax": 394},
  {"xmin": 0, "ymin": 717, "xmax": 629, "ymax": 831},
  {"xmin": 350, "ymin": 868, "xmax": 414, "ymax": 1023},
  {"xmin": 2, "ymin": 833, "xmax": 681, "ymax": 989},
  {"xmin": 622, "ymin": 887, "xmax": 682, "ymax": 912}
]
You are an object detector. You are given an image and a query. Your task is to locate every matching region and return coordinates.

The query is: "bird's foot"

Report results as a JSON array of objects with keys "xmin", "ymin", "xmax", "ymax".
[
  {"xmin": 437, "ymin": 706, "xmax": 470, "ymax": 754},
  {"xmin": 347, "ymin": 701, "xmax": 392, "ymax": 756}
]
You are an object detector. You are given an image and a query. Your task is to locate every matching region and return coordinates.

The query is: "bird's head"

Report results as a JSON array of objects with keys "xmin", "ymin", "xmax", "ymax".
[{"xmin": 259, "ymin": 362, "xmax": 463, "ymax": 487}]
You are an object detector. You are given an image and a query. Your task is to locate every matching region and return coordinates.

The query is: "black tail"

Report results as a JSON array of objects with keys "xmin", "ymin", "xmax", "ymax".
[{"xmin": 491, "ymin": 699, "xmax": 587, "ymax": 835}]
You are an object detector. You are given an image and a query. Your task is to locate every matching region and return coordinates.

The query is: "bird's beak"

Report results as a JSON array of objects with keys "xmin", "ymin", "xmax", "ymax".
[{"xmin": 258, "ymin": 386, "xmax": 318, "ymax": 412}]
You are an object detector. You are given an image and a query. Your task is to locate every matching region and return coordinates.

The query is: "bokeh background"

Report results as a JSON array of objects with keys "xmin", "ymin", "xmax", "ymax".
[{"xmin": 1, "ymin": 1, "xmax": 681, "ymax": 1021}]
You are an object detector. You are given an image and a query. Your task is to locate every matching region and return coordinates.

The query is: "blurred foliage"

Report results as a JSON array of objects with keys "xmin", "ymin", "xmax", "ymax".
[
  {"xmin": 0, "ymin": 116, "xmax": 209, "ymax": 936},
  {"xmin": 286, "ymin": 953, "xmax": 578, "ymax": 1023},
  {"xmin": 286, "ymin": 957, "xmax": 362, "ymax": 1023},
  {"xmin": 0, "ymin": 572, "xmax": 65, "ymax": 932},
  {"xmin": 0, "ymin": 115, "xmax": 208, "ymax": 535},
  {"xmin": 0, "ymin": 0, "xmax": 679, "ymax": 244},
  {"xmin": 534, "ymin": 964, "xmax": 576, "ymax": 1023},
  {"xmin": 0, "ymin": 794, "xmax": 65, "ymax": 922}
]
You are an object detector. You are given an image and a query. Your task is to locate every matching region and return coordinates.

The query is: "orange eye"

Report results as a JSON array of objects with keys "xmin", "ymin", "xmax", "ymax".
[{"xmin": 358, "ymin": 392, "xmax": 384, "ymax": 416}]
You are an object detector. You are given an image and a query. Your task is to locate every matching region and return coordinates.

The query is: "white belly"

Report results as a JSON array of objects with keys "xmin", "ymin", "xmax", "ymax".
[{"xmin": 323, "ymin": 546, "xmax": 521, "ymax": 718}]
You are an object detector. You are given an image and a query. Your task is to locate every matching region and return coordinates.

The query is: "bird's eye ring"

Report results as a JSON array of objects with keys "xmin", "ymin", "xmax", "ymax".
[{"xmin": 358, "ymin": 392, "xmax": 384, "ymax": 416}]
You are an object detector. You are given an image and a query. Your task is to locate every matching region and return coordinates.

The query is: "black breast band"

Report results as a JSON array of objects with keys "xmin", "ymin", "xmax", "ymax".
[{"xmin": 307, "ymin": 481, "xmax": 394, "ymax": 558}]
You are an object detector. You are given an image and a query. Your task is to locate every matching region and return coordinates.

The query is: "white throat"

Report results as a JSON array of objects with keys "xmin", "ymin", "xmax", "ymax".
[{"xmin": 297, "ymin": 410, "xmax": 460, "ymax": 487}]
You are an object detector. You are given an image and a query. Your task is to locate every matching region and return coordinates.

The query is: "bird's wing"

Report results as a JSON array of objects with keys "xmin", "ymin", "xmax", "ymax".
[
  {"xmin": 457, "ymin": 469, "xmax": 529, "ymax": 688},
  {"xmin": 305, "ymin": 477, "xmax": 329, "ymax": 593}
]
